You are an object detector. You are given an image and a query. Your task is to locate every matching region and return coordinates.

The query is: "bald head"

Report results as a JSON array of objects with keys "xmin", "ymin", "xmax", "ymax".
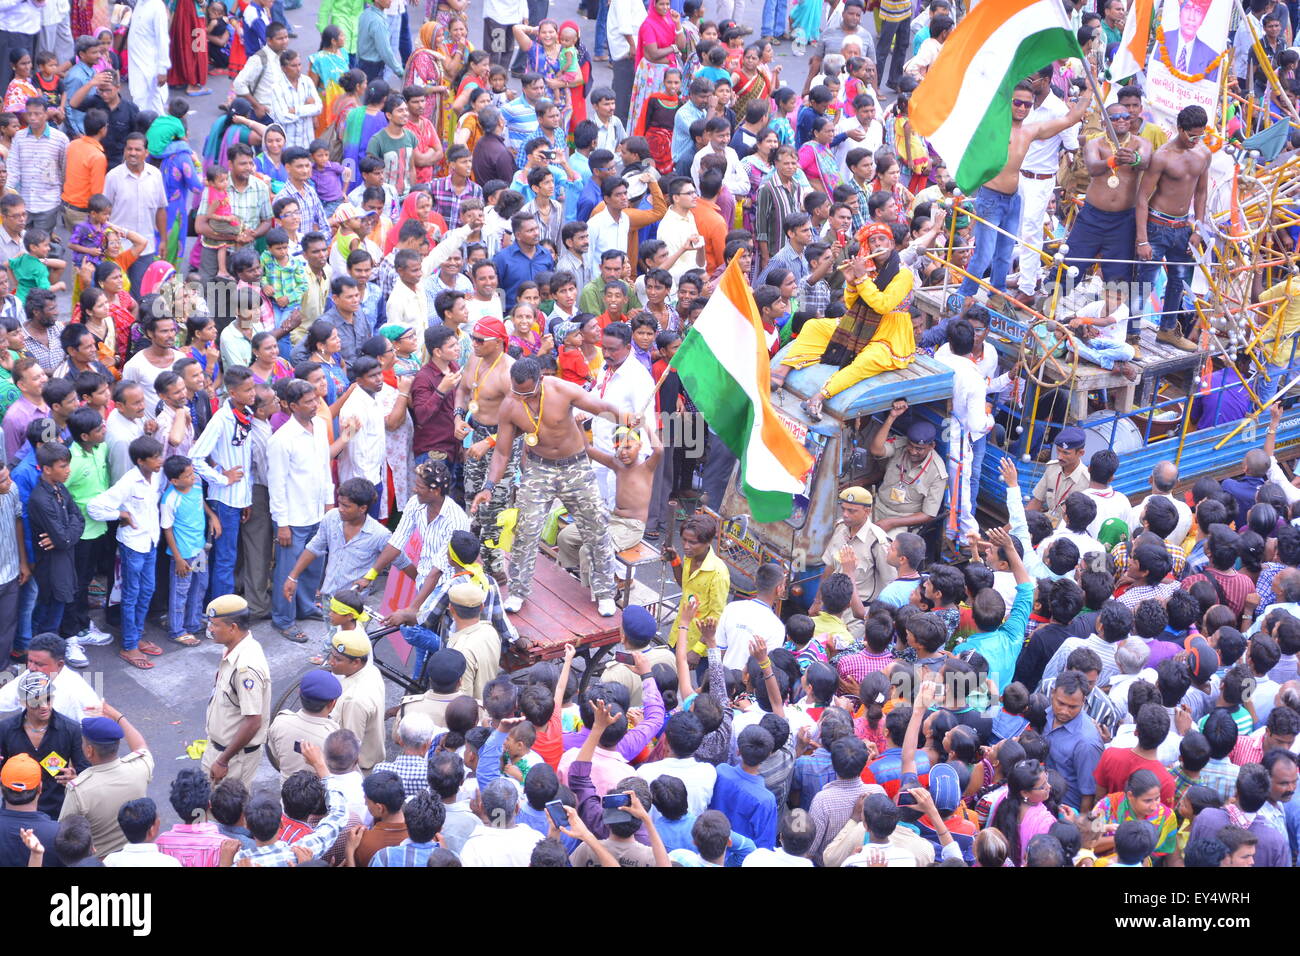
[
  {"xmin": 1152, "ymin": 461, "xmax": 1178, "ymax": 493},
  {"xmin": 1244, "ymin": 449, "xmax": 1270, "ymax": 477}
]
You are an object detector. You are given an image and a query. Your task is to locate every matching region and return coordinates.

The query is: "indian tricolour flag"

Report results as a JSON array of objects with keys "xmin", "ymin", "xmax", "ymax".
[
  {"xmin": 1109, "ymin": 0, "xmax": 1155, "ymax": 81},
  {"xmin": 671, "ymin": 255, "xmax": 813, "ymax": 523},
  {"xmin": 911, "ymin": 0, "xmax": 1084, "ymax": 193}
]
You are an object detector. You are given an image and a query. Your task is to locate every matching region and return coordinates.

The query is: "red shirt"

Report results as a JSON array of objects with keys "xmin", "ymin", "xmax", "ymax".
[
  {"xmin": 558, "ymin": 346, "xmax": 592, "ymax": 385},
  {"xmin": 534, "ymin": 710, "xmax": 564, "ymax": 769},
  {"xmin": 1093, "ymin": 747, "xmax": 1177, "ymax": 807},
  {"xmin": 278, "ymin": 815, "xmax": 314, "ymax": 844}
]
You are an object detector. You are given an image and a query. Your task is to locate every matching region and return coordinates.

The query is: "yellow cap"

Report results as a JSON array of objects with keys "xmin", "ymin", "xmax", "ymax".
[
  {"xmin": 448, "ymin": 582, "xmax": 487, "ymax": 608},
  {"xmin": 331, "ymin": 630, "xmax": 373, "ymax": 658},
  {"xmin": 838, "ymin": 486, "xmax": 873, "ymax": 506},
  {"xmin": 206, "ymin": 594, "xmax": 249, "ymax": 618}
]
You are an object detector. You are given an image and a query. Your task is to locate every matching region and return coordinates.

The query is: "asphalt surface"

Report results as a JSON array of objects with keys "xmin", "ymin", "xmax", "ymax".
[{"xmin": 38, "ymin": 0, "xmax": 806, "ymax": 823}]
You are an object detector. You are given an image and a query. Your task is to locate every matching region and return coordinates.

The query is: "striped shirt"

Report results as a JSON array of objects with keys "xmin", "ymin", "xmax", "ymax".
[
  {"xmin": 754, "ymin": 177, "xmax": 801, "ymax": 247},
  {"xmin": 388, "ymin": 494, "xmax": 470, "ymax": 584},
  {"xmin": 879, "ymin": 0, "xmax": 912, "ymax": 21},
  {"xmin": 372, "ymin": 753, "xmax": 430, "ymax": 799},
  {"xmin": 0, "ymin": 485, "xmax": 20, "ymax": 583},
  {"xmin": 200, "ymin": 175, "xmax": 272, "ymax": 242},
  {"xmin": 9, "ymin": 124, "xmax": 69, "ymax": 213},
  {"xmin": 369, "ymin": 839, "xmax": 439, "ymax": 867},
  {"xmin": 190, "ymin": 403, "xmax": 254, "ymax": 509},
  {"xmin": 278, "ymin": 179, "xmax": 330, "ymax": 238}
]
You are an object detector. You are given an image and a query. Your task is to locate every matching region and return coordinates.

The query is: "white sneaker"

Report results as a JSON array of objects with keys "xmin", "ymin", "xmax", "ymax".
[
  {"xmin": 78, "ymin": 625, "xmax": 114, "ymax": 647},
  {"xmin": 65, "ymin": 639, "xmax": 90, "ymax": 669},
  {"xmin": 503, "ymin": 596, "xmax": 524, "ymax": 613},
  {"xmin": 597, "ymin": 599, "xmax": 617, "ymax": 617}
]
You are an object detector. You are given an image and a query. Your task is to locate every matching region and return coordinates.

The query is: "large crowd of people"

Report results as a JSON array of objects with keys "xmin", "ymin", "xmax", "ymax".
[{"xmin": 0, "ymin": 0, "xmax": 1294, "ymax": 871}]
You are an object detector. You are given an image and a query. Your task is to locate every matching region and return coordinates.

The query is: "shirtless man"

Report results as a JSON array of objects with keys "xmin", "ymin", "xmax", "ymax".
[
  {"xmin": 957, "ymin": 81, "xmax": 1092, "ymax": 312},
  {"xmin": 454, "ymin": 316, "xmax": 516, "ymax": 580},
  {"xmin": 1063, "ymin": 103, "xmax": 1153, "ymax": 305},
  {"xmin": 1135, "ymin": 104, "xmax": 1211, "ymax": 352},
  {"xmin": 557, "ymin": 424, "xmax": 664, "ymax": 591},
  {"xmin": 472, "ymin": 357, "xmax": 632, "ymax": 617}
]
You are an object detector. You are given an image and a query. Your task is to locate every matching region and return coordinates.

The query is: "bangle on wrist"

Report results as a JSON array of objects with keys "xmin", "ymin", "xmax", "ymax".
[
  {"xmin": 363, "ymin": 568, "xmax": 379, "ymax": 582},
  {"xmin": 287, "ymin": 576, "xmax": 298, "ymax": 583}
]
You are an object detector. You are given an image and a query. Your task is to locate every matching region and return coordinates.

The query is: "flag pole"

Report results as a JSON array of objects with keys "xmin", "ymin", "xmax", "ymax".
[{"xmin": 1079, "ymin": 54, "xmax": 1121, "ymax": 147}]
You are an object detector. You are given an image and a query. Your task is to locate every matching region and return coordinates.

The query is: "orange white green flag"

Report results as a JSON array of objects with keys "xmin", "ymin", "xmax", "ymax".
[
  {"xmin": 670, "ymin": 254, "xmax": 813, "ymax": 522},
  {"xmin": 911, "ymin": 0, "xmax": 1083, "ymax": 193}
]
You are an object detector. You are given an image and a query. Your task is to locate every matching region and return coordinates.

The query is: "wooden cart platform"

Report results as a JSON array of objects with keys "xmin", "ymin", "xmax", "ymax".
[{"xmin": 503, "ymin": 556, "xmax": 624, "ymax": 670}]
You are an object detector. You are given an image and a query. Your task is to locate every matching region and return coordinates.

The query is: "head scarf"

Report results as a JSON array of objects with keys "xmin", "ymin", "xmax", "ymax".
[
  {"xmin": 449, "ymin": 539, "xmax": 489, "ymax": 592},
  {"xmin": 328, "ymin": 595, "xmax": 371, "ymax": 623},
  {"xmin": 385, "ymin": 191, "xmax": 431, "ymax": 254},
  {"xmin": 637, "ymin": 2, "xmax": 678, "ymax": 66},
  {"xmin": 329, "ymin": 201, "xmax": 363, "ymax": 228},
  {"xmin": 559, "ymin": 20, "xmax": 591, "ymax": 70},
  {"xmin": 419, "ymin": 20, "xmax": 438, "ymax": 50}
]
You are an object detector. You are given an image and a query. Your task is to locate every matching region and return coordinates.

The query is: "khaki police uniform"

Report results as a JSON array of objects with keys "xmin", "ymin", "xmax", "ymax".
[
  {"xmin": 448, "ymin": 620, "xmax": 503, "ymax": 702},
  {"xmin": 336, "ymin": 661, "xmax": 387, "ymax": 772},
  {"xmin": 821, "ymin": 519, "xmax": 897, "ymax": 607},
  {"xmin": 1032, "ymin": 462, "xmax": 1091, "ymax": 520},
  {"xmin": 871, "ymin": 439, "xmax": 949, "ymax": 535},
  {"xmin": 396, "ymin": 689, "xmax": 461, "ymax": 729},
  {"xmin": 601, "ymin": 645, "xmax": 676, "ymax": 707},
  {"xmin": 202, "ymin": 635, "xmax": 272, "ymax": 788},
  {"xmin": 266, "ymin": 709, "xmax": 340, "ymax": 780},
  {"xmin": 59, "ymin": 749, "xmax": 154, "ymax": 858}
]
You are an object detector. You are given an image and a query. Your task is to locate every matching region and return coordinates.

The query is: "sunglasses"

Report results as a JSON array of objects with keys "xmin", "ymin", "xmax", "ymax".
[
  {"xmin": 1012, "ymin": 100, "xmax": 1034, "ymax": 108},
  {"xmin": 470, "ymin": 335, "xmax": 487, "ymax": 344}
]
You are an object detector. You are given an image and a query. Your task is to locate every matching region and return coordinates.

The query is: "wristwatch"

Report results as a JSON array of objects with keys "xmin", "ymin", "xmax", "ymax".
[{"xmin": 482, "ymin": 479, "xmax": 496, "ymax": 493}]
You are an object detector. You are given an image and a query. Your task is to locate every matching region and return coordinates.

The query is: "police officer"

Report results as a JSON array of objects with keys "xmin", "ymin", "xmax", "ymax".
[
  {"xmin": 266, "ymin": 670, "xmax": 342, "ymax": 781},
  {"xmin": 868, "ymin": 405, "xmax": 949, "ymax": 538},
  {"xmin": 1028, "ymin": 426, "xmax": 1091, "ymax": 521},
  {"xmin": 59, "ymin": 705, "xmax": 152, "ymax": 858},
  {"xmin": 202, "ymin": 595, "xmax": 271, "ymax": 788},
  {"xmin": 396, "ymin": 648, "xmax": 467, "ymax": 728},
  {"xmin": 812, "ymin": 486, "xmax": 898, "ymax": 630},
  {"xmin": 328, "ymin": 630, "xmax": 387, "ymax": 772}
]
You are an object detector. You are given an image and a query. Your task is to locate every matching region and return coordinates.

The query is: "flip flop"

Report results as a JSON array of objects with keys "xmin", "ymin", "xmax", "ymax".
[
  {"xmin": 187, "ymin": 88, "xmax": 213, "ymax": 96},
  {"xmin": 138, "ymin": 641, "xmax": 163, "ymax": 656},
  {"xmin": 119, "ymin": 651, "xmax": 154, "ymax": 669},
  {"xmin": 170, "ymin": 633, "xmax": 201, "ymax": 647},
  {"xmin": 278, "ymin": 627, "xmax": 308, "ymax": 644}
]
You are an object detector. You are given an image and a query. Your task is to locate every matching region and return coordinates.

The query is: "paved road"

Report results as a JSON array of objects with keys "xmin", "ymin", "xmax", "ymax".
[{"xmin": 50, "ymin": 0, "xmax": 785, "ymax": 822}]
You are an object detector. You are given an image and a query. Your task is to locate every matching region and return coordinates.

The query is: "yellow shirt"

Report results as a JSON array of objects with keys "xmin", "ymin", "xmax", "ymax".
[
  {"xmin": 812, "ymin": 611, "xmax": 853, "ymax": 652},
  {"xmin": 671, "ymin": 548, "xmax": 731, "ymax": 656},
  {"xmin": 1137, "ymin": 122, "xmax": 1169, "ymax": 151},
  {"xmin": 1259, "ymin": 276, "xmax": 1300, "ymax": 358}
]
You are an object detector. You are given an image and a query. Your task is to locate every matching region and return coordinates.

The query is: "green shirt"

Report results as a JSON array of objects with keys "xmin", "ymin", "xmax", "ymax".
[
  {"xmin": 10, "ymin": 254, "xmax": 50, "ymax": 303},
  {"xmin": 66, "ymin": 441, "xmax": 110, "ymax": 539}
]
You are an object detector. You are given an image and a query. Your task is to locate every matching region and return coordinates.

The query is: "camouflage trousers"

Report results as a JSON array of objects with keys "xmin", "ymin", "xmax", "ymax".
[
  {"xmin": 462, "ymin": 422, "xmax": 522, "ymax": 578},
  {"xmin": 511, "ymin": 449, "xmax": 616, "ymax": 601}
]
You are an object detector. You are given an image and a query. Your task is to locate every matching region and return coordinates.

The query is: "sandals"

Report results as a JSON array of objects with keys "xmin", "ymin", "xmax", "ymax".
[
  {"xmin": 138, "ymin": 641, "xmax": 163, "ymax": 656},
  {"xmin": 119, "ymin": 651, "xmax": 154, "ymax": 669},
  {"xmin": 170, "ymin": 633, "xmax": 201, "ymax": 647},
  {"xmin": 307, "ymin": 653, "xmax": 326, "ymax": 666},
  {"xmin": 278, "ymin": 627, "xmax": 308, "ymax": 644}
]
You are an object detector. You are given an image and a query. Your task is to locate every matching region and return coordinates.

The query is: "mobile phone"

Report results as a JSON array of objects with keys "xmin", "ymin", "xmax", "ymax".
[
  {"xmin": 613, "ymin": 651, "xmax": 635, "ymax": 665},
  {"xmin": 395, "ymin": 365, "xmax": 420, "ymax": 377},
  {"xmin": 545, "ymin": 799, "xmax": 567, "ymax": 829},
  {"xmin": 601, "ymin": 793, "xmax": 631, "ymax": 810},
  {"xmin": 837, "ymin": 229, "xmax": 847, "ymax": 245},
  {"xmin": 293, "ymin": 741, "xmax": 302, "ymax": 754}
]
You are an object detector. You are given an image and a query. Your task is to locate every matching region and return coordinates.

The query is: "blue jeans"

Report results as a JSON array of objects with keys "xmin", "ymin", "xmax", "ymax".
[
  {"xmin": 208, "ymin": 501, "xmax": 242, "ymax": 601},
  {"xmin": 402, "ymin": 625, "xmax": 441, "ymax": 679},
  {"xmin": 762, "ymin": 0, "xmax": 788, "ymax": 38},
  {"xmin": 120, "ymin": 545, "xmax": 157, "ymax": 651},
  {"xmin": 368, "ymin": 481, "xmax": 384, "ymax": 518},
  {"xmin": 32, "ymin": 597, "xmax": 65, "ymax": 637},
  {"xmin": 169, "ymin": 554, "xmax": 209, "ymax": 639},
  {"xmin": 1258, "ymin": 357, "xmax": 1300, "ymax": 405},
  {"xmin": 16, "ymin": 576, "xmax": 36, "ymax": 652},
  {"xmin": 272, "ymin": 524, "xmax": 324, "ymax": 630},
  {"xmin": 1076, "ymin": 338, "xmax": 1136, "ymax": 370},
  {"xmin": 970, "ymin": 433, "xmax": 988, "ymax": 505},
  {"xmin": 270, "ymin": 0, "xmax": 288, "ymax": 25},
  {"xmin": 958, "ymin": 186, "xmax": 1022, "ymax": 298},
  {"xmin": 1137, "ymin": 218, "xmax": 1194, "ymax": 334},
  {"xmin": 595, "ymin": 0, "xmax": 610, "ymax": 58}
]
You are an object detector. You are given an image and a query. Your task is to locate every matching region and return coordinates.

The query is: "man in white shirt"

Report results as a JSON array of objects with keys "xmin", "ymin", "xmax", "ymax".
[
  {"xmin": 658, "ymin": 178, "xmax": 705, "ymax": 283},
  {"xmin": 589, "ymin": 324, "xmax": 654, "ymax": 507},
  {"xmin": 271, "ymin": 50, "xmax": 323, "ymax": 150},
  {"xmin": 742, "ymin": 809, "xmax": 815, "ymax": 867},
  {"xmin": 607, "ymin": 0, "xmax": 647, "ymax": 123},
  {"xmin": 232, "ymin": 21, "xmax": 291, "ymax": 122},
  {"xmin": 337, "ymin": 357, "xmax": 388, "ymax": 511},
  {"xmin": 834, "ymin": 94, "xmax": 885, "ymax": 170},
  {"xmin": 717, "ymin": 564, "xmax": 787, "ymax": 671},
  {"xmin": 103, "ymin": 133, "xmax": 168, "ymax": 287},
  {"xmin": 268, "ymin": 379, "xmax": 331, "ymax": 642},
  {"xmin": 934, "ymin": 317, "xmax": 993, "ymax": 542},
  {"xmin": 125, "ymin": 0, "xmax": 170, "ymax": 115},
  {"xmin": 103, "ymin": 382, "xmax": 154, "ymax": 484},
  {"xmin": 635, "ymin": 714, "xmax": 718, "ymax": 817},
  {"xmin": 459, "ymin": 779, "xmax": 544, "ymax": 866},
  {"xmin": 385, "ymin": 248, "xmax": 429, "ymax": 347},
  {"xmin": 1127, "ymin": 461, "xmax": 1193, "ymax": 545},
  {"xmin": 466, "ymin": 262, "xmax": 504, "ymax": 327},
  {"xmin": 1080, "ymin": 448, "xmax": 1132, "ymax": 538},
  {"xmin": 690, "ymin": 119, "xmax": 749, "ymax": 198},
  {"xmin": 1013, "ymin": 66, "xmax": 1079, "ymax": 301},
  {"xmin": 0, "ymin": 632, "xmax": 100, "ymax": 723},
  {"xmin": 103, "ymin": 797, "xmax": 182, "ymax": 867}
]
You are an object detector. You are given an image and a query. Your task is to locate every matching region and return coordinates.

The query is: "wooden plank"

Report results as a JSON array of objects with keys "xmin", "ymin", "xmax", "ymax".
[{"xmin": 527, "ymin": 561, "xmax": 615, "ymax": 634}]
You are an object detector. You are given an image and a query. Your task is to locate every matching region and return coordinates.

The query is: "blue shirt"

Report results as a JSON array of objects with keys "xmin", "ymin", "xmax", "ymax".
[
  {"xmin": 13, "ymin": 454, "xmax": 38, "ymax": 563},
  {"xmin": 791, "ymin": 749, "xmax": 836, "ymax": 812},
  {"xmin": 517, "ymin": 804, "xmax": 580, "ymax": 854},
  {"xmin": 161, "ymin": 484, "xmax": 206, "ymax": 559},
  {"xmin": 369, "ymin": 838, "xmax": 438, "ymax": 867},
  {"xmin": 672, "ymin": 100, "xmax": 708, "ymax": 163},
  {"xmin": 64, "ymin": 61, "xmax": 97, "ymax": 136},
  {"xmin": 1043, "ymin": 708, "xmax": 1104, "ymax": 809},
  {"xmin": 492, "ymin": 243, "xmax": 556, "ymax": 309},
  {"xmin": 501, "ymin": 96, "xmax": 541, "ymax": 159},
  {"xmin": 1222, "ymin": 473, "xmax": 1267, "ymax": 529},
  {"xmin": 876, "ymin": 576, "xmax": 921, "ymax": 608},
  {"xmin": 952, "ymin": 581, "xmax": 1034, "ymax": 690},
  {"xmin": 577, "ymin": 178, "xmax": 604, "ymax": 222},
  {"xmin": 654, "ymin": 812, "xmax": 698, "ymax": 853},
  {"xmin": 709, "ymin": 764, "xmax": 777, "ymax": 849}
]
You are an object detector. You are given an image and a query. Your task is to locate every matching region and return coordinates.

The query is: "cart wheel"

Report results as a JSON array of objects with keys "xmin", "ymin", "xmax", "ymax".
[{"xmin": 1018, "ymin": 316, "xmax": 1080, "ymax": 389}]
